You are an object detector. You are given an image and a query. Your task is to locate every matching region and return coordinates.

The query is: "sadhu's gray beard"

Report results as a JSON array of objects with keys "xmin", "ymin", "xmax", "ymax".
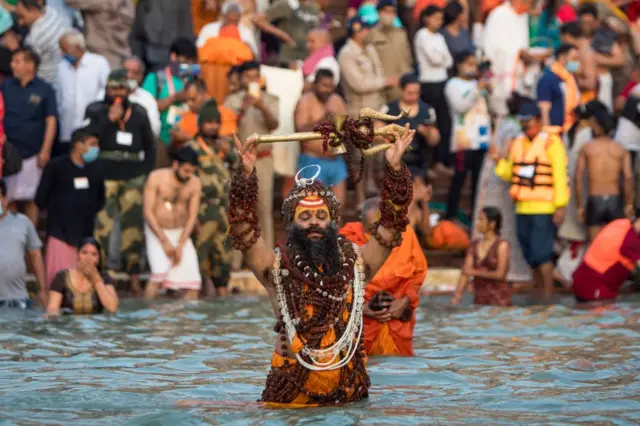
[{"xmin": 287, "ymin": 223, "xmax": 341, "ymax": 275}]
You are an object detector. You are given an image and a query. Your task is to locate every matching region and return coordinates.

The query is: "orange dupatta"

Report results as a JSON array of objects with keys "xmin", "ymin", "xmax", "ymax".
[{"xmin": 550, "ymin": 61, "xmax": 580, "ymax": 132}]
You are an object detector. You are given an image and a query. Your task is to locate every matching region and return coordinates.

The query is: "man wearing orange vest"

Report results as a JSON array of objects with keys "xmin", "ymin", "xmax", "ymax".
[
  {"xmin": 492, "ymin": 99, "xmax": 570, "ymax": 301},
  {"xmin": 572, "ymin": 217, "xmax": 640, "ymax": 302}
]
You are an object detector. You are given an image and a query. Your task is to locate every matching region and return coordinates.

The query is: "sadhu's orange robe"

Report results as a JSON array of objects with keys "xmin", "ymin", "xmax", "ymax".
[
  {"xmin": 339, "ymin": 223, "xmax": 427, "ymax": 356},
  {"xmin": 198, "ymin": 26, "xmax": 255, "ymax": 103},
  {"xmin": 265, "ymin": 283, "xmax": 368, "ymax": 408}
]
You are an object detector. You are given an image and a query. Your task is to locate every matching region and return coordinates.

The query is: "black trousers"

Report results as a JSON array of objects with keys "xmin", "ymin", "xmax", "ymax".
[
  {"xmin": 420, "ymin": 81, "xmax": 451, "ymax": 166},
  {"xmin": 446, "ymin": 149, "xmax": 486, "ymax": 220}
]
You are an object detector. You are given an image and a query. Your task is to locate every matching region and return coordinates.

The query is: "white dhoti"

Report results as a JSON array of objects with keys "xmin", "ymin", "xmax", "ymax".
[
  {"xmin": 5, "ymin": 156, "xmax": 43, "ymax": 202},
  {"xmin": 145, "ymin": 226, "xmax": 202, "ymax": 290}
]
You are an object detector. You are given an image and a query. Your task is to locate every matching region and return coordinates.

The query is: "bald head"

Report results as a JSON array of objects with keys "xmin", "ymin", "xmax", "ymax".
[{"xmin": 306, "ymin": 28, "xmax": 331, "ymax": 53}]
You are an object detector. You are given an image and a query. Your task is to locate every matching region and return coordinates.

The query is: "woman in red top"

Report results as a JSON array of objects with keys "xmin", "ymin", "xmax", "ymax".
[
  {"xmin": 572, "ymin": 217, "xmax": 640, "ymax": 302},
  {"xmin": 452, "ymin": 207, "xmax": 512, "ymax": 306}
]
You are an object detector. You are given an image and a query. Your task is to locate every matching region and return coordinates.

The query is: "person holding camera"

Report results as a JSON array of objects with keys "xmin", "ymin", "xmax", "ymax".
[
  {"xmin": 340, "ymin": 196, "xmax": 427, "ymax": 357},
  {"xmin": 141, "ymin": 38, "xmax": 200, "ymax": 168},
  {"xmin": 380, "ymin": 73, "xmax": 440, "ymax": 179},
  {"xmin": 444, "ymin": 50, "xmax": 492, "ymax": 222}
]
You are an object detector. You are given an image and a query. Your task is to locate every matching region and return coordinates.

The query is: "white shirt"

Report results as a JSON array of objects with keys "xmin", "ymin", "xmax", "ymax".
[
  {"xmin": 483, "ymin": 3, "xmax": 529, "ymax": 110},
  {"xmin": 196, "ymin": 21, "xmax": 260, "ymax": 59},
  {"xmin": 445, "ymin": 77, "xmax": 491, "ymax": 152},
  {"xmin": 414, "ymin": 28, "xmax": 453, "ymax": 83},
  {"xmin": 55, "ymin": 52, "xmax": 110, "ymax": 141},
  {"xmin": 129, "ymin": 87, "xmax": 161, "ymax": 138},
  {"xmin": 306, "ymin": 56, "xmax": 341, "ymax": 87}
]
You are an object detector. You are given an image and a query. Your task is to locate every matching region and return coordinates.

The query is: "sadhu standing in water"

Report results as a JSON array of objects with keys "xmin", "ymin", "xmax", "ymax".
[
  {"xmin": 228, "ymin": 122, "xmax": 415, "ymax": 406},
  {"xmin": 451, "ymin": 207, "xmax": 511, "ymax": 307},
  {"xmin": 340, "ymin": 197, "xmax": 427, "ymax": 357}
]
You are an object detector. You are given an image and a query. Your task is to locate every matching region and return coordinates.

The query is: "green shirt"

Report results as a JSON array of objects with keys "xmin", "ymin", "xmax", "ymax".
[{"xmin": 141, "ymin": 70, "xmax": 187, "ymax": 145}]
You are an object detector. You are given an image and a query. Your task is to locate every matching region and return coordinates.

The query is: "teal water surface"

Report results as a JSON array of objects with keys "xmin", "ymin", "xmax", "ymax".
[{"xmin": 1, "ymin": 294, "xmax": 639, "ymax": 425}]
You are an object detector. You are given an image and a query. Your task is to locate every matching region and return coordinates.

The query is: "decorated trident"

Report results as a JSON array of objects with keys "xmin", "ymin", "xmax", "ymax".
[{"xmin": 248, "ymin": 107, "xmax": 411, "ymax": 182}]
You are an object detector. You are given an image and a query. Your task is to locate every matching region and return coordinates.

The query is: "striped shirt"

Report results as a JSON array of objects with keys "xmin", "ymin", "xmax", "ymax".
[{"xmin": 24, "ymin": 6, "xmax": 69, "ymax": 84}]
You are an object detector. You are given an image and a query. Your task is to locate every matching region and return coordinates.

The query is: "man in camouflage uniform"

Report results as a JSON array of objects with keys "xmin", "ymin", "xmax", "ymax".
[
  {"xmin": 85, "ymin": 70, "xmax": 156, "ymax": 295},
  {"xmin": 188, "ymin": 100, "xmax": 237, "ymax": 296}
]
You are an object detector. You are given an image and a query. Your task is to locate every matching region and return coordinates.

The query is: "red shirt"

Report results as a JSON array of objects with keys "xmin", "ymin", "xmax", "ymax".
[{"xmin": 572, "ymin": 227, "xmax": 640, "ymax": 301}]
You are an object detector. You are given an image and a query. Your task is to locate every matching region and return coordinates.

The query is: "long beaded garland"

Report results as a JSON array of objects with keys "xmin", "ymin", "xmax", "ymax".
[{"xmin": 272, "ymin": 241, "xmax": 366, "ymax": 371}]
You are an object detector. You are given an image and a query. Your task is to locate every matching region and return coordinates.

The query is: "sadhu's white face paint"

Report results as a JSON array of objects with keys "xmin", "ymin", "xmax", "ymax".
[{"xmin": 294, "ymin": 195, "xmax": 331, "ymax": 226}]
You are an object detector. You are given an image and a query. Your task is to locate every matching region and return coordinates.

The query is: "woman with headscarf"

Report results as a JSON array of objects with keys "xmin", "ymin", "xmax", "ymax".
[{"xmin": 46, "ymin": 238, "xmax": 119, "ymax": 316}]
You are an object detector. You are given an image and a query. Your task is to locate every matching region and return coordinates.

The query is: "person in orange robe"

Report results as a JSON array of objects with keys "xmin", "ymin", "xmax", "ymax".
[{"xmin": 340, "ymin": 197, "xmax": 428, "ymax": 356}]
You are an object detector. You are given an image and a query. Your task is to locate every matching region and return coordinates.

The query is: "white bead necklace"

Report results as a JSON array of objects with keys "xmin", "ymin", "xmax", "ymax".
[{"xmin": 273, "ymin": 243, "xmax": 366, "ymax": 371}]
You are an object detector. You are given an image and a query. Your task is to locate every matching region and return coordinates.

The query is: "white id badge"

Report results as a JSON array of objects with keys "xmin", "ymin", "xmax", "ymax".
[
  {"xmin": 73, "ymin": 177, "xmax": 89, "ymax": 190},
  {"xmin": 116, "ymin": 131, "xmax": 133, "ymax": 146},
  {"xmin": 516, "ymin": 165, "xmax": 535, "ymax": 179}
]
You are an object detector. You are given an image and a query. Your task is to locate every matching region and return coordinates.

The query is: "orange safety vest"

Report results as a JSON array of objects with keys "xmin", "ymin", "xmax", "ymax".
[
  {"xmin": 583, "ymin": 219, "xmax": 635, "ymax": 274},
  {"xmin": 509, "ymin": 127, "xmax": 564, "ymax": 202}
]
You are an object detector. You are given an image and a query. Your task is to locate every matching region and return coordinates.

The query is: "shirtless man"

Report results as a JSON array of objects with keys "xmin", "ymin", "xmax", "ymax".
[
  {"xmin": 143, "ymin": 146, "xmax": 203, "ymax": 300},
  {"xmin": 294, "ymin": 68, "xmax": 348, "ymax": 213},
  {"xmin": 576, "ymin": 107, "xmax": 634, "ymax": 241},
  {"xmin": 560, "ymin": 22, "xmax": 597, "ymax": 100}
]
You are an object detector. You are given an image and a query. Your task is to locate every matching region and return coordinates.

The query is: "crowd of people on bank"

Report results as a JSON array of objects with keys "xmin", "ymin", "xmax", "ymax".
[{"xmin": 1, "ymin": 0, "xmax": 640, "ymax": 325}]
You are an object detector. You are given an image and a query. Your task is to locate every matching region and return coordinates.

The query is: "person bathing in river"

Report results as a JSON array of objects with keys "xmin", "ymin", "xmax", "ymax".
[
  {"xmin": 573, "ymin": 216, "xmax": 640, "ymax": 302},
  {"xmin": 452, "ymin": 207, "xmax": 511, "ymax": 306},
  {"xmin": 143, "ymin": 146, "xmax": 203, "ymax": 300},
  {"xmin": 340, "ymin": 197, "xmax": 427, "ymax": 356},
  {"xmin": 575, "ymin": 106, "xmax": 634, "ymax": 241},
  {"xmin": 228, "ymin": 119, "xmax": 415, "ymax": 406},
  {"xmin": 47, "ymin": 238, "xmax": 119, "ymax": 316}
]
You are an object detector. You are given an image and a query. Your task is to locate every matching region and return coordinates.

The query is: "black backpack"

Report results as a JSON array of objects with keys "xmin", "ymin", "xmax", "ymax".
[{"xmin": 1, "ymin": 139, "xmax": 22, "ymax": 177}]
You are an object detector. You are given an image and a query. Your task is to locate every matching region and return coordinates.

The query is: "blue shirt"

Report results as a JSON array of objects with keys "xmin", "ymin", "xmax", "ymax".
[
  {"xmin": 1, "ymin": 77, "xmax": 57, "ymax": 158},
  {"xmin": 536, "ymin": 69, "xmax": 565, "ymax": 128}
]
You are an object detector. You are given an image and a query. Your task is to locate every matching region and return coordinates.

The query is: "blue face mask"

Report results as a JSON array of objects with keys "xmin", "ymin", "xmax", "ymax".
[
  {"xmin": 63, "ymin": 53, "xmax": 78, "ymax": 65},
  {"xmin": 566, "ymin": 60, "xmax": 580, "ymax": 73},
  {"xmin": 82, "ymin": 146, "xmax": 100, "ymax": 163}
]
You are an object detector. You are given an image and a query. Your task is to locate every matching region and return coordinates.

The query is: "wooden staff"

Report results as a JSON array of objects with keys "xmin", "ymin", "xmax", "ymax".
[{"xmin": 247, "ymin": 107, "xmax": 411, "ymax": 157}]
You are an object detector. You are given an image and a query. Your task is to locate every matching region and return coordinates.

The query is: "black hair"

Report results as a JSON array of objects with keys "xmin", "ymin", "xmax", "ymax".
[
  {"xmin": 506, "ymin": 91, "xmax": 524, "ymax": 117},
  {"xmin": 169, "ymin": 37, "xmax": 197, "ymax": 60},
  {"xmin": 591, "ymin": 108, "xmax": 615, "ymax": 135},
  {"xmin": 482, "ymin": 206, "xmax": 502, "ymax": 234},
  {"xmin": 399, "ymin": 72, "xmax": 419, "ymax": 89},
  {"xmin": 555, "ymin": 43, "xmax": 578, "ymax": 58},
  {"xmin": 560, "ymin": 21, "xmax": 582, "ymax": 38},
  {"xmin": 0, "ymin": 178, "xmax": 6, "ymax": 198},
  {"xmin": 227, "ymin": 66, "xmax": 240, "ymax": 78},
  {"xmin": 443, "ymin": 0, "xmax": 463, "ymax": 27},
  {"xmin": 239, "ymin": 60, "xmax": 260, "ymax": 74},
  {"xmin": 314, "ymin": 68, "xmax": 335, "ymax": 84},
  {"xmin": 13, "ymin": 46, "xmax": 40, "ymax": 70},
  {"xmin": 70, "ymin": 128, "xmax": 95, "ymax": 147},
  {"xmin": 17, "ymin": 0, "xmax": 42, "ymax": 9},
  {"xmin": 78, "ymin": 237, "xmax": 104, "ymax": 272},
  {"xmin": 420, "ymin": 5, "xmax": 441, "ymax": 27},
  {"xmin": 578, "ymin": 3, "xmax": 598, "ymax": 19},
  {"xmin": 454, "ymin": 49, "xmax": 475, "ymax": 75},
  {"xmin": 185, "ymin": 78, "xmax": 208, "ymax": 93},
  {"xmin": 174, "ymin": 145, "xmax": 199, "ymax": 166}
]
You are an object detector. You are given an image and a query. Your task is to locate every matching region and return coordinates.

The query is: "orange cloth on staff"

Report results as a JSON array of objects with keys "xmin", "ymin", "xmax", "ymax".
[
  {"xmin": 198, "ymin": 29, "xmax": 255, "ymax": 103},
  {"xmin": 339, "ymin": 222, "xmax": 427, "ymax": 357},
  {"xmin": 177, "ymin": 107, "xmax": 238, "ymax": 138},
  {"xmin": 264, "ymin": 285, "xmax": 366, "ymax": 408}
]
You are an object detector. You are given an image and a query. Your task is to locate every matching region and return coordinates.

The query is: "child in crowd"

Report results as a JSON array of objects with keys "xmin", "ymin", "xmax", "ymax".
[{"xmin": 452, "ymin": 206, "xmax": 511, "ymax": 306}]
